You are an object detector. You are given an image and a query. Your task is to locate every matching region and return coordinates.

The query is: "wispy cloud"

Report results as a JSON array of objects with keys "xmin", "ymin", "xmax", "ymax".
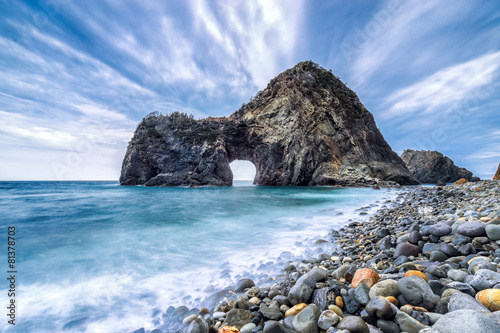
[
  {"xmin": 383, "ymin": 51, "xmax": 500, "ymax": 118},
  {"xmin": 348, "ymin": 1, "xmax": 443, "ymax": 87},
  {"xmin": 0, "ymin": 0, "xmax": 498, "ymax": 180}
]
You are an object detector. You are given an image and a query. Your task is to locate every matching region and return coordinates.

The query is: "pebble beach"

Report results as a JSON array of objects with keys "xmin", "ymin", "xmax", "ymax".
[{"xmin": 141, "ymin": 180, "xmax": 500, "ymax": 333}]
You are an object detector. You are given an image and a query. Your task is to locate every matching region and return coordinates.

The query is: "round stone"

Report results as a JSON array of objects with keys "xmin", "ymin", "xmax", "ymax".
[
  {"xmin": 369, "ymin": 279, "xmax": 400, "ymax": 299},
  {"xmin": 439, "ymin": 243, "xmax": 460, "ymax": 257},
  {"xmin": 328, "ymin": 304, "xmax": 343, "ymax": 317},
  {"xmin": 429, "ymin": 251, "xmax": 448, "ymax": 262},
  {"xmin": 234, "ymin": 279, "xmax": 256, "ymax": 293},
  {"xmin": 353, "ymin": 284, "xmax": 371, "ymax": 305},
  {"xmin": 285, "ymin": 303, "xmax": 307, "ymax": 317},
  {"xmin": 386, "ymin": 296, "xmax": 398, "ymax": 306},
  {"xmin": 447, "ymin": 269, "xmax": 468, "ymax": 282},
  {"xmin": 335, "ymin": 296, "xmax": 344, "ymax": 308},
  {"xmin": 351, "ymin": 268, "xmax": 380, "ymax": 288},
  {"xmin": 396, "ymin": 311, "xmax": 429, "ymax": 333},
  {"xmin": 337, "ymin": 315, "xmax": 369, "ymax": 333},
  {"xmin": 317, "ymin": 310, "xmax": 340, "ymax": 330},
  {"xmin": 476, "ymin": 289, "xmax": 500, "ymax": 311},
  {"xmin": 240, "ymin": 323, "xmax": 256, "ymax": 333},
  {"xmin": 448, "ymin": 291, "xmax": 489, "ymax": 313},
  {"xmin": 365, "ymin": 296, "xmax": 396, "ymax": 320},
  {"xmin": 393, "ymin": 243, "xmax": 422, "ymax": 258},
  {"xmin": 376, "ymin": 319, "xmax": 400, "ymax": 333},
  {"xmin": 184, "ymin": 318, "xmax": 210, "ymax": 333},
  {"xmin": 408, "ymin": 230, "xmax": 422, "ymax": 244},
  {"xmin": 404, "ymin": 270, "xmax": 428, "ymax": 282},
  {"xmin": 182, "ymin": 314, "xmax": 197, "ymax": 325},
  {"xmin": 291, "ymin": 304, "xmax": 321, "ymax": 333},
  {"xmin": 457, "ymin": 221, "xmax": 486, "ymax": 237},
  {"xmin": 470, "ymin": 269, "xmax": 500, "ymax": 291},
  {"xmin": 398, "ymin": 276, "xmax": 440, "ymax": 310},
  {"xmin": 428, "ymin": 223, "xmax": 452, "ymax": 237},
  {"xmin": 486, "ymin": 224, "xmax": 500, "ymax": 241},
  {"xmin": 429, "ymin": 309, "xmax": 500, "ymax": 333}
]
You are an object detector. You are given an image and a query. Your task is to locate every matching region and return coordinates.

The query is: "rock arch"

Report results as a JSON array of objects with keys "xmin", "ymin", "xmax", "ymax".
[{"xmin": 120, "ymin": 62, "xmax": 418, "ymax": 187}]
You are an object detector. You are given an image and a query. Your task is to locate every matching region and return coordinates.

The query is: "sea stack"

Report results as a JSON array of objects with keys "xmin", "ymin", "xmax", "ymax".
[
  {"xmin": 494, "ymin": 163, "xmax": 500, "ymax": 180},
  {"xmin": 120, "ymin": 61, "xmax": 418, "ymax": 187},
  {"xmin": 401, "ymin": 149, "xmax": 475, "ymax": 184}
]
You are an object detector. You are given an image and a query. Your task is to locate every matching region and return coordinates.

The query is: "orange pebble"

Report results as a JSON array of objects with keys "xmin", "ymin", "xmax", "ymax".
[
  {"xmin": 219, "ymin": 326, "xmax": 239, "ymax": 333},
  {"xmin": 476, "ymin": 289, "xmax": 500, "ymax": 312},
  {"xmin": 406, "ymin": 304, "xmax": 428, "ymax": 312},
  {"xmin": 351, "ymin": 268, "xmax": 380, "ymax": 288},
  {"xmin": 285, "ymin": 303, "xmax": 307, "ymax": 317},
  {"xmin": 404, "ymin": 270, "xmax": 428, "ymax": 282},
  {"xmin": 386, "ymin": 296, "xmax": 398, "ymax": 306},
  {"xmin": 335, "ymin": 296, "xmax": 344, "ymax": 308}
]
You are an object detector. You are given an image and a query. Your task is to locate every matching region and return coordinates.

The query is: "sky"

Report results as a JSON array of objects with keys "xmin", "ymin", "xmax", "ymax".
[{"xmin": 1, "ymin": 0, "xmax": 499, "ymax": 181}]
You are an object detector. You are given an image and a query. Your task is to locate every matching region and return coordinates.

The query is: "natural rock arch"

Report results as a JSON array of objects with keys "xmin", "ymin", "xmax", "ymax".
[{"xmin": 120, "ymin": 62, "xmax": 418, "ymax": 187}]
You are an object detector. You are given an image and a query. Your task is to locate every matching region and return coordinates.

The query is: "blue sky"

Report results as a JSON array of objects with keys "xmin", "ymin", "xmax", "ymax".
[{"xmin": 1, "ymin": 0, "xmax": 499, "ymax": 180}]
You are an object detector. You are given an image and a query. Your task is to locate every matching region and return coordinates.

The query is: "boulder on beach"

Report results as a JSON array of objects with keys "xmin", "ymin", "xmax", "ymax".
[{"xmin": 400, "ymin": 149, "xmax": 474, "ymax": 184}]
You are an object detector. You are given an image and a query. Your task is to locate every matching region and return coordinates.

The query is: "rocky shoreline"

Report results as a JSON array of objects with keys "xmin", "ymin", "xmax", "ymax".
[{"xmin": 135, "ymin": 180, "xmax": 500, "ymax": 333}]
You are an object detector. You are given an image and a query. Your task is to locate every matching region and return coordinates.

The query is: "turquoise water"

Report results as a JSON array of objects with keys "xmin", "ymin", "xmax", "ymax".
[{"xmin": 0, "ymin": 181, "xmax": 392, "ymax": 332}]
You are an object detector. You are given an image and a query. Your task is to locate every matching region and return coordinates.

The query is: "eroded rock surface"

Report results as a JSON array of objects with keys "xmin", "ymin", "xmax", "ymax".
[
  {"xmin": 120, "ymin": 61, "xmax": 418, "ymax": 187},
  {"xmin": 401, "ymin": 149, "xmax": 474, "ymax": 184}
]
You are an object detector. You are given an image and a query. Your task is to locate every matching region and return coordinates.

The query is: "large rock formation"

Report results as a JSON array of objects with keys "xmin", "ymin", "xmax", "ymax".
[
  {"xmin": 401, "ymin": 149, "xmax": 474, "ymax": 184},
  {"xmin": 494, "ymin": 163, "xmax": 500, "ymax": 180},
  {"xmin": 120, "ymin": 61, "xmax": 418, "ymax": 187}
]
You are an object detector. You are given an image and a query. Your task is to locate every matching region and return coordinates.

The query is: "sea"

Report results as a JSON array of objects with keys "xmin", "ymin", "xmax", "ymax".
[{"xmin": 0, "ymin": 181, "xmax": 396, "ymax": 333}]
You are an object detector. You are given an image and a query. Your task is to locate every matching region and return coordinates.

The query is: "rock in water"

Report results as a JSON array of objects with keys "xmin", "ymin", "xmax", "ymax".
[
  {"xmin": 120, "ymin": 61, "xmax": 418, "ymax": 187},
  {"xmin": 400, "ymin": 149, "xmax": 474, "ymax": 184},
  {"xmin": 184, "ymin": 318, "xmax": 209, "ymax": 333}
]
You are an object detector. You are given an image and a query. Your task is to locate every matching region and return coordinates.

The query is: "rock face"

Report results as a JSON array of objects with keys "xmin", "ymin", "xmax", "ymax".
[
  {"xmin": 120, "ymin": 61, "xmax": 418, "ymax": 187},
  {"xmin": 401, "ymin": 149, "xmax": 474, "ymax": 184},
  {"xmin": 494, "ymin": 163, "xmax": 500, "ymax": 180}
]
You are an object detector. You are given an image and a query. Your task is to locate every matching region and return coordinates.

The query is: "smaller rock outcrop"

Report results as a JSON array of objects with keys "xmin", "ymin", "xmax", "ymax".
[
  {"xmin": 401, "ymin": 150, "xmax": 475, "ymax": 184},
  {"xmin": 494, "ymin": 163, "xmax": 500, "ymax": 180}
]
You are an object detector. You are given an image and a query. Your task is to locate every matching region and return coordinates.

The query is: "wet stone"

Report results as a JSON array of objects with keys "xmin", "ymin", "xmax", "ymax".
[
  {"xmin": 448, "ymin": 292, "xmax": 490, "ymax": 313},
  {"xmin": 344, "ymin": 295, "xmax": 361, "ymax": 314},
  {"xmin": 394, "ymin": 243, "xmax": 422, "ymax": 258},
  {"xmin": 398, "ymin": 276, "xmax": 440, "ymax": 310},
  {"xmin": 429, "ymin": 309, "xmax": 500, "ymax": 333},
  {"xmin": 376, "ymin": 319, "xmax": 400, "ymax": 333},
  {"xmin": 457, "ymin": 221, "xmax": 486, "ymax": 237},
  {"xmin": 365, "ymin": 296, "xmax": 396, "ymax": 320},
  {"xmin": 312, "ymin": 287, "xmax": 332, "ymax": 311},
  {"xmin": 470, "ymin": 269, "xmax": 500, "ymax": 291},
  {"xmin": 354, "ymin": 284, "xmax": 371, "ymax": 305},
  {"xmin": 260, "ymin": 307, "xmax": 283, "ymax": 321},
  {"xmin": 439, "ymin": 244, "xmax": 460, "ymax": 257},
  {"xmin": 445, "ymin": 281, "xmax": 476, "ymax": 297},
  {"xmin": 317, "ymin": 310, "xmax": 340, "ymax": 330},
  {"xmin": 428, "ymin": 223, "xmax": 452, "ymax": 237},
  {"xmin": 337, "ymin": 315, "xmax": 369, "ymax": 333},
  {"xmin": 429, "ymin": 251, "xmax": 448, "ymax": 262}
]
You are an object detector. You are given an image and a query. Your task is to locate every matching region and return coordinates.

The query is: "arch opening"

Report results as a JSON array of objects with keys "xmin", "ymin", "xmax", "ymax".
[{"xmin": 229, "ymin": 160, "xmax": 256, "ymax": 186}]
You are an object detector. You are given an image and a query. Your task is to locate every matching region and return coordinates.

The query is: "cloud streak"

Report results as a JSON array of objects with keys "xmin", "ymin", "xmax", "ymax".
[
  {"xmin": 0, "ymin": 0, "xmax": 499, "ymax": 180},
  {"xmin": 384, "ymin": 51, "xmax": 500, "ymax": 118}
]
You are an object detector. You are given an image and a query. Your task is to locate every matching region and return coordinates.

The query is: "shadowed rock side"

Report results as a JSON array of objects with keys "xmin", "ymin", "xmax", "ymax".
[
  {"xmin": 401, "ymin": 149, "xmax": 475, "ymax": 184},
  {"xmin": 120, "ymin": 61, "xmax": 418, "ymax": 187}
]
